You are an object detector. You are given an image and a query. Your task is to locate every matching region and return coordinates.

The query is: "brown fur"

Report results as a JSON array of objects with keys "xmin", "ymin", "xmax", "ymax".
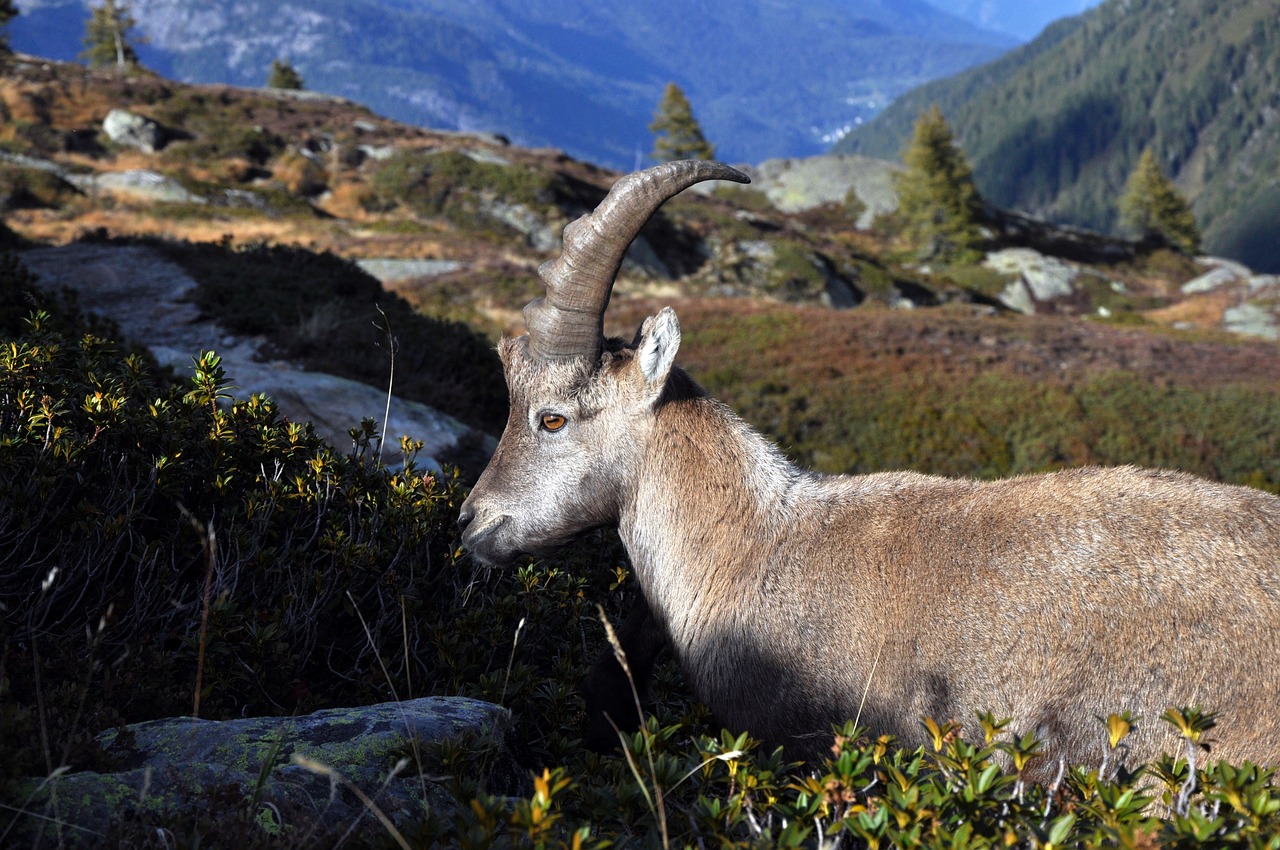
[{"xmin": 460, "ymin": 314, "xmax": 1280, "ymax": 772}]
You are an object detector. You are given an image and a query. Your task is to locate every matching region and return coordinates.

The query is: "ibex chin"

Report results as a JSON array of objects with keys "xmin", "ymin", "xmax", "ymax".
[{"xmin": 458, "ymin": 160, "xmax": 1280, "ymax": 773}]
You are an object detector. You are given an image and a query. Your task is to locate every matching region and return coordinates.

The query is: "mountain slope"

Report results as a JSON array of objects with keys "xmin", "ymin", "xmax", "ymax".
[
  {"xmin": 922, "ymin": 0, "xmax": 1100, "ymax": 40},
  {"xmin": 837, "ymin": 0, "xmax": 1280, "ymax": 272},
  {"xmin": 11, "ymin": 0, "xmax": 1014, "ymax": 168}
]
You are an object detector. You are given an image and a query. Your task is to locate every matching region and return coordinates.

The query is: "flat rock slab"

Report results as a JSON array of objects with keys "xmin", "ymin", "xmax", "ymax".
[
  {"xmin": 13, "ymin": 697, "xmax": 522, "ymax": 845},
  {"xmin": 19, "ymin": 243, "xmax": 485, "ymax": 468}
]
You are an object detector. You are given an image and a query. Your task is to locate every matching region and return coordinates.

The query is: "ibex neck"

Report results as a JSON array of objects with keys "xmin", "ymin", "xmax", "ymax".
[{"xmin": 618, "ymin": 388, "xmax": 808, "ymax": 645}]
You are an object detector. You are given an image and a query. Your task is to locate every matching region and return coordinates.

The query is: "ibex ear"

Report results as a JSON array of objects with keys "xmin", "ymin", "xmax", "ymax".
[{"xmin": 634, "ymin": 307, "xmax": 681, "ymax": 389}]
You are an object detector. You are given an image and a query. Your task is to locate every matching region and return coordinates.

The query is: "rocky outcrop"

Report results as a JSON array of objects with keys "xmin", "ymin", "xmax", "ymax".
[
  {"xmin": 1178, "ymin": 257, "xmax": 1280, "ymax": 340},
  {"xmin": 983, "ymin": 247, "xmax": 1079, "ymax": 314},
  {"xmin": 67, "ymin": 169, "xmax": 207, "ymax": 205},
  {"xmin": 19, "ymin": 243, "xmax": 487, "ymax": 469},
  {"xmin": 357, "ymin": 258, "xmax": 467, "ymax": 283},
  {"xmin": 13, "ymin": 697, "xmax": 522, "ymax": 846},
  {"xmin": 742, "ymin": 154, "xmax": 901, "ymax": 227},
  {"xmin": 102, "ymin": 108, "xmax": 167, "ymax": 154}
]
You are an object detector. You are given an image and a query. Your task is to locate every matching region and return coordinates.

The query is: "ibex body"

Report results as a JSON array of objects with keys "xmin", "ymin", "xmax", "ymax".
[{"xmin": 459, "ymin": 161, "xmax": 1280, "ymax": 771}]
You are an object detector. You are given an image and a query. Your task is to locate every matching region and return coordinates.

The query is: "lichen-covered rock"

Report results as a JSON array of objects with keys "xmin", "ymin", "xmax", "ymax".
[
  {"xmin": 13, "ymin": 697, "xmax": 522, "ymax": 845},
  {"xmin": 983, "ymin": 247, "xmax": 1078, "ymax": 314},
  {"xmin": 102, "ymin": 108, "xmax": 167, "ymax": 153},
  {"xmin": 743, "ymin": 154, "xmax": 902, "ymax": 228}
]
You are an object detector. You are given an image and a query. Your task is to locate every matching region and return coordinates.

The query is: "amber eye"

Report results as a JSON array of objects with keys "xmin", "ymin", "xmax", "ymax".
[{"xmin": 539, "ymin": 413, "xmax": 567, "ymax": 432}]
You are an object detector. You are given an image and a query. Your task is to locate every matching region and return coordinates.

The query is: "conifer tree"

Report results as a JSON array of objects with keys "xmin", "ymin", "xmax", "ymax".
[
  {"xmin": 0, "ymin": 0, "xmax": 18, "ymax": 54},
  {"xmin": 1118, "ymin": 147, "xmax": 1201, "ymax": 254},
  {"xmin": 80, "ymin": 0, "xmax": 145, "ymax": 71},
  {"xmin": 266, "ymin": 58, "xmax": 305, "ymax": 90},
  {"xmin": 649, "ymin": 82, "xmax": 715, "ymax": 163},
  {"xmin": 893, "ymin": 105, "xmax": 983, "ymax": 259}
]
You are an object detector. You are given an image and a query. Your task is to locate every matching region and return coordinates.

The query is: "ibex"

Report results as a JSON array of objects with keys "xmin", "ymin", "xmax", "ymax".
[{"xmin": 458, "ymin": 160, "xmax": 1280, "ymax": 772}]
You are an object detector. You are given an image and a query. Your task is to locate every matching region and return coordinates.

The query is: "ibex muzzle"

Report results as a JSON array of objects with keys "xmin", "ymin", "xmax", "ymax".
[{"xmin": 459, "ymin": 160, "xmax": 1280, "ymax": 772}]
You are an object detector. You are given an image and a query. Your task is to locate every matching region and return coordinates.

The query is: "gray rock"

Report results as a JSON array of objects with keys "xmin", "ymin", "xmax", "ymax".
[
  {"xmin": 103, "ymin": 108, "xmax": 166, "ymax": 153},
  {"xmin": 19, "ymin": 244, "xmax": 491, "ymax": 469},
  {"xmin": 743, "ymin": 154, "xmax": 902, "ymax": 228},
  {"xmin": 983, "ymin": 248, "xmax": 1078, "ymax": 314},
  {"xmin": 358, "ymin": 143, "xmax": 398, "ymax": 161},
  {"xmin": 14, "ymin": 697, "xmax": 521, "ymax": 845},
  {"xmin": 356, "ymin": 258, "xmax": 467, "ymax": 282},
  {"xmin": 1222, "ymin": 303, "xmax": 1280, "ymax": 340},
  {"xmin": 463, "ymin": 147, "xmax": 512, "ymax": 167},
  {"xmin": 1182, "ymin": 266, "xmax": 1241, "ymax": 294},
  {"xmin": 484, "ymin": 199, "xmax": 560, "ymax": 252},
  {"xmin": 67, "ymin": 169, "xmax": 207, "ymax": 205}
]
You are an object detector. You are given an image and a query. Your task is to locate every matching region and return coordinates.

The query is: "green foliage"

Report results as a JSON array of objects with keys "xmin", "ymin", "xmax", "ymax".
[
  {"xmin": 79, "ymin": 0, "xmax": 145, "ymax": 70},
  {"xmin": 1119, "ymin": 148, "xmax": 1202, "ymax": 254},
  {"xmin": 894, "ymin": 106, "xmax": 983, "ymax": 260},
  {"xmin": 363, "ymin": 149, "xmax": 563, "ymax": 234},
  {"xmin": 649, "ymin": 82, "xmax": 716, "ymax": 164},
  {"xmin": 265, "ymin": 58, "xmax": 304, "ymax": 91}
]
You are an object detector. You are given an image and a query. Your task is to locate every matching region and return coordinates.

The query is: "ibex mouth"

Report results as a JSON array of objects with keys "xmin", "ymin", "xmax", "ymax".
[{"xmin": 458, "ymin": 513, "xmax": 520, "ymax": 567}]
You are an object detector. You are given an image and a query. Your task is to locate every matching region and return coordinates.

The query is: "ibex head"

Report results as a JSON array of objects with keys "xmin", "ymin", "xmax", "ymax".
[{"xmin": 458, "ymin": 160, "xmax": 750, "ymax": 566}]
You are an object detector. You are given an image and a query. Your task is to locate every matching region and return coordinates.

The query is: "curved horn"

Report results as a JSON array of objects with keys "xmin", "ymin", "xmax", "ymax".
[{"xmin": 525, "ymin": 159, "xmax": 750, "ymax": 362}]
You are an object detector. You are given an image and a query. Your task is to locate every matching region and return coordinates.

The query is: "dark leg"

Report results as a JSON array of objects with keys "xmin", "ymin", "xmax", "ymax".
[{"xmin": 582, "ymin": 594, "xmax": 668, "ymax": 751}]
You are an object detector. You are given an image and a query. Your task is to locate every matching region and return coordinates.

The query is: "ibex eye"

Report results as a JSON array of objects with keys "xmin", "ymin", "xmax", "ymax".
[{"xmin": 539, "ymin": 414, "xmax": 567, "ymax": 432}]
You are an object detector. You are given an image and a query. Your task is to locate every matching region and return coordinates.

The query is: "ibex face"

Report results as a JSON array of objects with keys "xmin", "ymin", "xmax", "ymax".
[
  {"xmin": 458, "ymin": 310, "xmax": 681, "ymax": 566},
  {"xmin": 458, "ymin": 160, "xmax": 746, "ymax": 566}
]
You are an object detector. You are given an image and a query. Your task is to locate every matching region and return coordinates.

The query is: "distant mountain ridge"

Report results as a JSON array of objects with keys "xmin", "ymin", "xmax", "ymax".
[
  {"xmin": 9, "ymin": 0, "xmax": 1014, "ymax": 169},
  {"xmin": 837, "ymin": 0, "xmax": 1280, "ymax": 272}
]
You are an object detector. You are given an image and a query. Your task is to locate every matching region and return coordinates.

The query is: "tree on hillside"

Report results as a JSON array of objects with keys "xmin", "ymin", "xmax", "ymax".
[
  {"xmin": 267, "ymin": 58, "xmax": 305, "ymax": 90},
  {"xmin": 893, "ymin": 106, "xmax": 984, "ymax": 260},
  {"xmin": 0, "ymin": 0, "xmax": 18, "ymax": 55},
  {"xmin": 80, "ymin": 0, "xmax": 145, "ymax": 71},
  {"xmin": 649, "ymin": 82, "xmax": 715, "ymax": 163},
  {"xmin": 1118, "ymin": 147, "xmax": 1201, "ymax": 254}
]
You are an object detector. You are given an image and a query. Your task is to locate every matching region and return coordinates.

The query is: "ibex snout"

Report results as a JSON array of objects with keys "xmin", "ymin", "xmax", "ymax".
[{"xmin": 456, "ymin": 496, "xmax": 515, "ymax": 567}]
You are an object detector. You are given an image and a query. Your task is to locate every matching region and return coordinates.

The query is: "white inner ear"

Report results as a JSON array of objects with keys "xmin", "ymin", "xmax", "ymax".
[{"xmin": 638, "ymin": 307, "xmax": 681, "ymax": 385}]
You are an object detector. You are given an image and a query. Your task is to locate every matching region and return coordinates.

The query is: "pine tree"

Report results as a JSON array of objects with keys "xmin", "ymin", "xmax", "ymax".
[
  {"xmin": 80, "ymin": 0, "xmax": 145, "ymax": 71},
  {"xmin": 649, "ymin": 82, "xmax": 715, "ymax": 163},
  {"xmin": 0, "ymin": 0, "xmax": 18, "ymax": 54},
  {"xmin": 1118, "ymin": 147, "xmax": 1201, "ymax": 254},
  {"xmin": 893, "ymin": 106, "xmax": 984, "ymax": 260},
  {"xmin": 266, "ymin": 58, "xmax": 305, "ymax": 90}
]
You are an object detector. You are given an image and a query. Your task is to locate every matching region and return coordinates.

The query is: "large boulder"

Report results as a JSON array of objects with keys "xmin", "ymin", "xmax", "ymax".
[
  {"xmin": 983, "ymin": 247, "xmax": 1078, "ymax": 314},
  {"xmin": 18, "ymin": 243, "xmax": 491, "ymax": 470},
  {"xmin": 13, "ymin": 697, "xmax": 523, "ymax": 845},
  {"xmin": 102, "ymin": 108, "xmax": 167, "ymax": 153},
  {"xmin": 742, "ymin": 154, "xmax": 902, "ymax": 228}
]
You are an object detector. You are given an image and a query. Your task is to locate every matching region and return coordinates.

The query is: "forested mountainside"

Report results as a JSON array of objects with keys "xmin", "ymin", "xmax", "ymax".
[
  {"xmin": 838, "ymin": 0, "xmax": 1280, "ymax": 272},
  {"xmin": 10, "ymin": 0, "xmax": 1012, "ymax": 168},
  {"xmin": 922, "ymin": 0, "xmax": 1100, "ymax": 40}
]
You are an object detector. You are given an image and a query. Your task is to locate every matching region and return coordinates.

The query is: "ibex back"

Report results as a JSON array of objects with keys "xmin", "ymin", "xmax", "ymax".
[{"xmin": 458, "ymin": 160, "xmax": 1280, "ymax": 772}]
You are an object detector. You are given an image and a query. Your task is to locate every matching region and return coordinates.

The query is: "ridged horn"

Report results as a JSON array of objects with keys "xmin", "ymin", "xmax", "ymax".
[{"xmin": 525, "ymin": 159, "xmax": 750, "ymax": 362}]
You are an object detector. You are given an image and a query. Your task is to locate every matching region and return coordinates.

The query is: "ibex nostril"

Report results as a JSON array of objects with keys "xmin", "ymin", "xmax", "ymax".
[{"xmin": 456, "ymin": 506, "xmax": 474, "ymax": 533}]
